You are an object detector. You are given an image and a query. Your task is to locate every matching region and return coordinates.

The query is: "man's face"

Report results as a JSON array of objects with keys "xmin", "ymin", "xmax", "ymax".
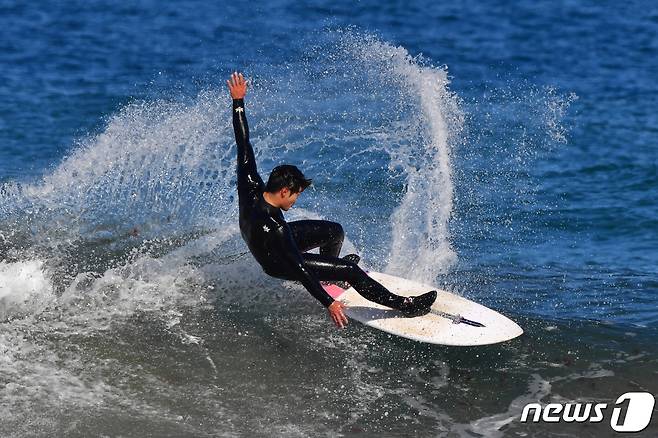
[{"xmin": 280, "ymin": 187, "xmax": 301, "ymax": 211}]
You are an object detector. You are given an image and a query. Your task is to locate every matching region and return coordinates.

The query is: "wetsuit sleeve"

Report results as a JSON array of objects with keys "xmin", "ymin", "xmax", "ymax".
[
  {"xmin": 273, "ymin": 225, "xmax": 335, "ymax": 308},
  {"xmin": 232, "ymin": 98, "xmax": 264, "ymax": 197}
]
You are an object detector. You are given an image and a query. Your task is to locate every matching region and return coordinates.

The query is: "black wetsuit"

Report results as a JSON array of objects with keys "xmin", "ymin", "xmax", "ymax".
[{"xmin": 232, "ymin": 98, "xmax": 408, "ymax": 309}]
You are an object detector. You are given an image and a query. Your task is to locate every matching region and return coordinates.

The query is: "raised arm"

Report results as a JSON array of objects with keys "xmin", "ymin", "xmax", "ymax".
[{"xmin": 227, "ymin": 72, "xmax": 263, "ymax": 198}]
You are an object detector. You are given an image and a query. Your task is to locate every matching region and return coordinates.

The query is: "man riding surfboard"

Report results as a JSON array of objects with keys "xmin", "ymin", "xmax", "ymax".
[{"xmin": 227, "ymin": 72, "xmax": 437, "ymax": 328}]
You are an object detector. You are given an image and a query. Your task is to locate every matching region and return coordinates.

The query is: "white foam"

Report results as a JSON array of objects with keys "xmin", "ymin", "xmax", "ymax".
[
  {"xmin": 462, "ymin": 375, "xmax": 552, "ymax": 438},
  {"xmin": 0, "ymin": 31, "xmax": 469, "ymax": 434},
  {"xmin": 338, "ymin": 33, "xmax": 463, "ymax": 284},
  {"xmin": 0, "ymin": 260, "xmax": 54, "ymax": 321},
  {"xmin": 446, "ymin": 362, "xmax": 619, "ymax": 437}
]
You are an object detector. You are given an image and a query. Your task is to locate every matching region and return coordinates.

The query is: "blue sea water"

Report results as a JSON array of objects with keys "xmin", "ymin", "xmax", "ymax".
[{"xmin": 1, "ymin": 1, "xmax": 657, "ymax": 436}]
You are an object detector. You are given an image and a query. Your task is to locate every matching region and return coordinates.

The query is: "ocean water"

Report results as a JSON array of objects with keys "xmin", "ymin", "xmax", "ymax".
[{"xmin": 1, "ymin": 1, "xmax": 657, "ymax": 436}]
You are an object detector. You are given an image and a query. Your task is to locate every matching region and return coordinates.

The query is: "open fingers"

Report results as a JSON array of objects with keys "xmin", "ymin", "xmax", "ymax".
[
  {"xmin": 338, "ymin": 309, "xmax": 348, "ymax": 327},
  {"xmin": 227, "ymin": 72, "xmax": 247, "ymax": 90},
  {"xmin": 331, "ymin": 305, "xmax": 348, "ymax": 328},
  {"xmin": 333, "ymin": 312, "xmax": 345, "ymax": 328}
]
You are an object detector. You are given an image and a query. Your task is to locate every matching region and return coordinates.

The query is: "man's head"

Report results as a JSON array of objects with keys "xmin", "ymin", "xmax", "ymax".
[{"xmin": 264, "ymin": 164, "xmax": 312, "ymax": 211}]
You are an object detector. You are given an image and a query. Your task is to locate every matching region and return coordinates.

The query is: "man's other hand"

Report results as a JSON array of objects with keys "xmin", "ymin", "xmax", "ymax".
[
  {"xmin": 328, "ymin": 301, "xmax": 348, "ymax": 329},
  {"xmin": 227, "ymin": 72, "xmax": 247, "ymax": 99}
]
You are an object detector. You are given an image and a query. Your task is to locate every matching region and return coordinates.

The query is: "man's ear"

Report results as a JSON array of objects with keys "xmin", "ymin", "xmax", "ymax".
[{"xmin": 280, "ymin": 187, "xmax": 290, "ymax": 198}]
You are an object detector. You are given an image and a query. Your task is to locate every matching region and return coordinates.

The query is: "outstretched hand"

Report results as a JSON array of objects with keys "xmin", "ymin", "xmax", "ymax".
[
  {"xmin": 328, "ymin": 301, "xmax": 348, "ymax": 329},
  {"xmin": 227, "ymin": 72, "xmax": 247, "ymax": 99}
]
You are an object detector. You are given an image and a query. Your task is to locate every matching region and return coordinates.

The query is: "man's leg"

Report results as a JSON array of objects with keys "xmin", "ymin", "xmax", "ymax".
[
  {"xmin": 301, "ymin": 253, "xmax": 406, "ymax": 309},
  {"xmin": 267, "ymin": 252, "xmax": 436, "ymax": 315},
  {"xmin": 288, "ymin": 220, "xmax": 344, "ymax": 257}
]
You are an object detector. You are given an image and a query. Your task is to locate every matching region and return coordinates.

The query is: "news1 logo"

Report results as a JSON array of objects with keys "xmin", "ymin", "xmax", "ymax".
[{"xmin": 520, "ymin": 392, "xmax": 655, "ymax": 432}]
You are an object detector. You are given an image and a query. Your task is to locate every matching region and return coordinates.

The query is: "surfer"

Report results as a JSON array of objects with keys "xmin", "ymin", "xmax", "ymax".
[{"xmin": 227, "ymin": 72, "xmax": 437, "ymax": 328}]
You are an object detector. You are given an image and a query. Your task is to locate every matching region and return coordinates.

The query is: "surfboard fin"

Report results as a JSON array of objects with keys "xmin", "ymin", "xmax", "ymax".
[
  {"xmin": 452, "ymin": 314, "xmax": 486, "ymax": 327},
  {"xmin": 459, "ymin": 317, "xmax": 486, "ymax": 328},
  {"xmin": 430, "ymin": 310, "xmax": 486, "ymax": 327}
]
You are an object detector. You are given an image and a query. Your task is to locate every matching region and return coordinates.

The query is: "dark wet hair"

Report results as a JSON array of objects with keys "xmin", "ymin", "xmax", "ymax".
[{"xmin": 265, "ymin": 164, "xmax": 312, "ymax": 194}]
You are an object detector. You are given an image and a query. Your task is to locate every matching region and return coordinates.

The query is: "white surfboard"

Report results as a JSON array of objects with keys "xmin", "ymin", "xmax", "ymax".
[{"xmin": 323, "ymin": 271, "xmax": 523, "ymax": 346}]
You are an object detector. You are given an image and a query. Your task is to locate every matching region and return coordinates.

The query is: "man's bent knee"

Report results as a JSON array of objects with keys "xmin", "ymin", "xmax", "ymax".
[{"xmin": 329, "ymin": 221, "xmax": 344, "ymax": 241}]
